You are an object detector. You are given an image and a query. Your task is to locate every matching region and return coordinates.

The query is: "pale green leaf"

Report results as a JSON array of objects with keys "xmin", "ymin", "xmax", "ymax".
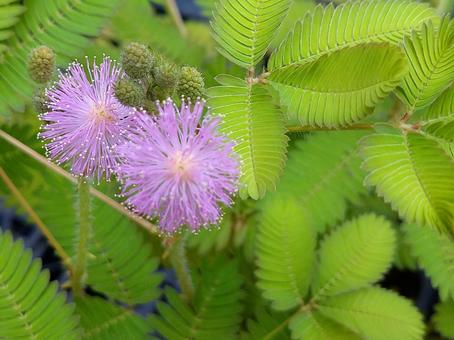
[
  {"xmin": 207, "ymin": 77, "xmax": 288, "ymax": 199},
  {"xmin": 433, "ymin": 300, "xmax": 454, "ymax": 339},
  {"xmin": 360, "ymin": 127, "xmax": 454, "ymax": 234},
  {"xmin": 317, "ymin": 287, "xmax": 425, "ymax": 340},
  {"xmin": 256, "ymin": 197, "xmax": 315, "ymax": 311},
  {"xmin": 212, "ymin": 0, "xmax": 291, "ymax": 68},
  {"xmin": 312, "ymin": 214, "xmax": 395, "ymax": 299}
]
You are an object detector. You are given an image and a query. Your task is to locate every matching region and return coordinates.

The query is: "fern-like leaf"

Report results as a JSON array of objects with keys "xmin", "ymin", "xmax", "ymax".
[
  {"xmin": 433, "ymin": 300, "xmax": 454, "ymax": 339},
  {"xmin": 317, "ymin": 287, "xmax": 425, "ymax": 340},
  {"xmin": 397, "ymin": 18, "xmax": 454, "ymax": 112},
  {"xmin": 360, "ymin": 126, "xmax": 454, "ymax": 234},
  {"xmin": 212, "ymin": 0, "xmax": 291, "ymax": 68},
  {"xmin": 256, "ymin": 197, "xmax": 315, "ymax": 311},
  {"xmin": 0, "ymin": 0, "xmax": 120, "ymax": 118},
  {"xmin": 75, "ymin": 296, "xmax": 152, "ymax": 339},
  {"xmin": 420, "ymin": 84, "xmax": 454, "ymax": 143},
  {"xmin": 269, "ymin": 0, "xmax": 436, "ymax": 70},
  {"xmin": 289, "ymin": 312, "xmax": 359, "ymax": 340},
  {"xmin": 273, "ymin": 131, "xmax": 367, "ymax": 232},
  {"xmin": 0, "ymin": 0, "xmax": 24, "ymax": 56},
  {"xmin": 312, "ymin": 214, "xmax": 395, "ymax": 299},
  {"xmin": 150, "ymin": 257, "xmax": 243, "ymax": 339},
  {"xmin": 241, "ymin": 307, "xmax": 290, "ymax": 340},
  {"xmin": 0, "ymin": 231, "xmax": 80, "ymax": 339},
  {"xmin": 269, "ymin": 43, "xmax": 407, "ymax": 127},
  {"xmin": 207, "ymin": 75, "xmax": 288, "ymax": 199},
  {"xmin": 404, "ymin": 223, "xmax": 454, "ymax": 301}
]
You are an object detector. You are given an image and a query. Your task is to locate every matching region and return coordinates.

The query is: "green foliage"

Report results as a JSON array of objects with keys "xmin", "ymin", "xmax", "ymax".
[
  {"xmin": 289, "ymin": 312, "xmax": 359, "ymax": 340},
  {"xmin": 312, "ymin": 214, "xmax": 395, "ymax": 299},
  {"xmin": 0, "ymin": 1, "xmax": 24, "ymax": 56},
  {"xmin": 421, "ymin": 84, "xmax": 454, "ymax": 143},
  {"xmin": 269, "ymin": 43, "xmax": 407, "ymax": 127},
  {"xmin": 212, "ymin": 0, "xmax": 291, "ymax": 68},
  {"xmin": 207, "ymin": 75, "xmax": 288, "ymax": 199},
  {"xmin": 150, "ymin": 258, "xmax": 243, "ymax": 339},
  {"xmin": 404, "ymin": 223, "xmax": 454, "ymax": 300},
  {"xmin": 241, "ymin": 307, "xmax": 291, "ymax": 340},
  {"xmin": 317, "ymin": 287, "xmax": 425, "ymax": 340},
  {"xmin": 275, "ymin": 131, "xmax": 367, "ymax": 232},
  {"xmin": 256, "ymin": 197, "xmax": 315, "ymax": 310},
  {"xmin": 0, "ymin": 0, "xmax": 120, "ymax": 119},
  {"xmin": 433, "ymin": 300, "xmax": 454, "ymax": 339},
  {"xmin": 75, "ymin": 296, "xmax": 152, "ymax": 339},
  {"xmin": 0, "ymin": 231, "xmax": 79, "ymax": 339},
  {"xmin": 269, "ymin": 0, "xmax": 437, "ymax": 69},
  {"xmin": 397, "ymin": 18, "xmax": 454, "ymax": 112},
  {"xmin": 360, "ymin": 126, "xmax": 454, "ymax": 235}
]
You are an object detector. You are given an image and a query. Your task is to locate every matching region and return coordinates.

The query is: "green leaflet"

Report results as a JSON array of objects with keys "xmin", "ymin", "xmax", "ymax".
[
  {"xmin": 420, "ymin": 84, "xmax": 454, "ymax": 143},
  {"xmin": 212, "ymin": 0, "xmax": 291, "ymax": 68},
  {"xmin": 241, "ymin": 307, "xmax": 291, "ymax": 340},
  {"xmin": 360, "ymin": 127, "xmax": 454, "ymax": 235},
  {"xmin": 255, "ymin": 197, "xmax": 315, "ymax": 311},
  {"xmin": 274, "ymin": 131, "xmax": 367, "ymax": 233},
  {"xmin": 268, "ymin": 0, "xmax": 437, "ymax": 69},
  {"xmin": 433, "ymin": 300, "xmax": 454, "ymax": 339},
  {"xmin": 289, "ymin": 312, "xmax": 360, "ymax": 340},
  {"xmin": 0, "ymin": 0, "xmax": 120, "ymax": 119},
  {"xmin": 75, "ymin": 296, "xmax": 151, "ymax": 339},
  {"xmin": 404, "ymin": 224, "xmax": 454, "ymax": 301},
  {"xmin": 207, "ymin": 76, "xmax": 288, "ymax": 200},
  {"xmin": 0, "ymin": 231, "xmax": 80, "ymax": 339},
  {"xmin": 317, "ymin": 287, "xmax": 425, "ymax": 340},
  {"xmin": 0, "ymin": 0, "xmax": 24, "ymax": 57},
  {"xmin": 397, "ymin": 18, "xmax": 454, "ymax": 112},
  {"xmin": 269, "ymin": 43, "xmax": 407, "ymax": 127},
  {"xmin": 150, "ymin": 258, "xmax": 244, "ymax": 339},
  {"xmin": 312, "ymin": 214, "xmax": 395, "ymax": 299}
]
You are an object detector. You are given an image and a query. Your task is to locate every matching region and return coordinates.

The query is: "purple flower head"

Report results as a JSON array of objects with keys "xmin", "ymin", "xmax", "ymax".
[
  {"xmin": 116, "ymin": 99, "xmax": 240, "ymax": 234},
  {"xmin": 39, "ymin": 56, "xmax": 135, "ymax": 182}
]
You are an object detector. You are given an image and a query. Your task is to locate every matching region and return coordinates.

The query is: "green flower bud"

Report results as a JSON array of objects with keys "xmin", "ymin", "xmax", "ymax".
[
  {"xmin": 114, "ymin": 78, "xmax": 145, "ymax": 108},
  {"xmin": 32, "ymin": 88, "xmax": 49, "ymax": 113},
  {"xmin": 177, "ymin": 66, "xmax": 205, "ymax": 100},
  {"xmin": 121, "ymin": 42, "xmax": 153, "ymax": 79},
  {"xmin": 152, "ymin": 60, "xmax": 180, "ymax": 97},
  {"xmin": 28, "ymin": 46, "xmax": 55, "ymax": 84}
]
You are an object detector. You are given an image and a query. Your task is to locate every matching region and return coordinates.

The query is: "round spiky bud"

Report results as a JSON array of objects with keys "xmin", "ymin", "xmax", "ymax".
[
  {"xmin": 28, "ymin": 46, "xmax": 55, "ymax": 84},
  {"xmin": 114, "ymin": 78, "xmax": 145, "ymax": 107},
  {"xmin": 177, "ymin": 66, "xmax": 205, "ymax": 100},
  {"xmin": 32, "ymin": 88, "xmax": 49, "ymax": 113},
  {"xmin": 153, "ymin": 60, "xmax": 180, "ymax": 96},
  {"xmin": 121, "ymin": 42, "xmax": 153, "ymax": 79}
]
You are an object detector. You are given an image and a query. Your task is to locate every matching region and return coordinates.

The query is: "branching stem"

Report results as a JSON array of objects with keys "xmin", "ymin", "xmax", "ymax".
[{"xmin": 72, "ymin": 178, "xmax": 91, "ymax": 296}]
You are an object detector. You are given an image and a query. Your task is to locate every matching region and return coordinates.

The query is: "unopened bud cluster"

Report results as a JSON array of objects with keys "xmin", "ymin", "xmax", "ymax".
[
  {"xmin": 27, "ymin": 46, "xmax": 56, "ymax": 113},
  {"xmin": 114, "ymin": 42, "xmax": 205, "ymax": 111}
]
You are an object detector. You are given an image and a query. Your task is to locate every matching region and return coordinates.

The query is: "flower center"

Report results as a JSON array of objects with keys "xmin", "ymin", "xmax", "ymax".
[
  {"xmin": 90, "ymin": 104, "xmax": 115, "ymax": 123},
  {"xmin": 169, "ymin": 151, "xmax": 194, "ymax": 181}
]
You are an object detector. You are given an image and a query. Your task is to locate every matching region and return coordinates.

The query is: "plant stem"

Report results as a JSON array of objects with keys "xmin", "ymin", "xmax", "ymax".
[
  {"xmin": 0, "ymin": 166, "xmax": 74, "ymax": 273},
  {"xmin": 287, "ymin": 123, "xmax": 374, "ymax": 133},
  {"xmin": 165, "ymin": 0, "xmax": 187, "ymax": 37},
  {"xmin": 72, "ymin": 178, "xmax": 91, "ymax": 296},
  {"xmin": 437, "ymin": 0, "xmax": 454, "ymax": 14},
  {"xmin": 0, "ymin": 129, "xmax": 158, "ymax": 235},
  {"xmin": 168, "ymin": 234, "xmax": 194, "ymax": 301}
]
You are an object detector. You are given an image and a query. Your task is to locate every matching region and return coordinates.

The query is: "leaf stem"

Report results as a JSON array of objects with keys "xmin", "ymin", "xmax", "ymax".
[
  {"xmin": 168, "ymin": 234, "xmax": 194, "ymax": 301},
  {"xmin": 0, "ymin": 166, "xmax": 74, "ymax": 273},
  {"xmin": 0, "ymin": 129, "xmax": 158, "ymax": 235},
  {"xmin": 165, "ymin": 0, "xmax": 187, "ymax": 37},
  {"xmin": 72, "ymin": 178, "xmax": 91, "ymax": 296},
  {"xmin": 287, "ymin": 123, "xmax": 374, "ymax": 133}
]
